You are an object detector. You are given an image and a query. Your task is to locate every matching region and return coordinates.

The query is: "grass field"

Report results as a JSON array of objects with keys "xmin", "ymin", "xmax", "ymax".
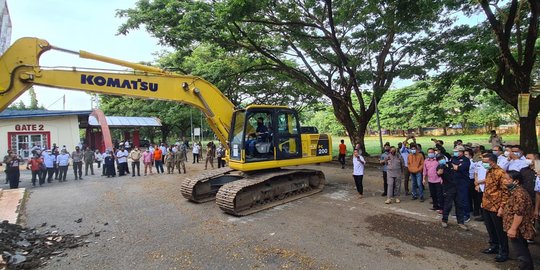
[{"xmin": 331, "ymin": 134, "xmax": 527, "ymax": 157}]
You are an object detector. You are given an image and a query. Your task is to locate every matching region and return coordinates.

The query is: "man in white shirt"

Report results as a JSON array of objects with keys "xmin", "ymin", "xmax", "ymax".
[
  {"xmin": 352, "ymin": 149, "xmax": 366, "ymax": 198},
  {"xmin": 42, "ymin": 150, "xmax": 56, "ymax": 183},
  {"xmin": 492, "ymin": 146, "xmax": 509, "ymax": 171},
  {"xmin": 116, "ymin": 146, "xmax": 129, "ymax": 176},
  {"xmin": 507, "ymin": 145, "xmax": 528, "ymax": 172},
  {"xmin": 56, "ymin": 149, "xmax": 70, "ymax": 182}
]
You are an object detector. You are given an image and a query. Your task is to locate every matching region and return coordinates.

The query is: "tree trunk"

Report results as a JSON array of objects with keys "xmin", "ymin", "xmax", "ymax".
[
  {"xmin": 519, "ymin": 115, "xmax": 539, "ymax": 153},
  {"xmin": 419, "ymin": 127, "xmax": 425, "ymax": 136},
  {"xmin": 160, "ymin": 125, "xmax": 171, "ymax": 144},
  {"xmin": 443, "ymin": 126, "xmax": 448, "ymax": 136}
]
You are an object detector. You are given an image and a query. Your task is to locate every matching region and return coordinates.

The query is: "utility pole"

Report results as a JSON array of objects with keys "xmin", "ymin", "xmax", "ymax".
[{"xmin": 190, "ymin": 109, "xmax": 193, "ymax": 143}]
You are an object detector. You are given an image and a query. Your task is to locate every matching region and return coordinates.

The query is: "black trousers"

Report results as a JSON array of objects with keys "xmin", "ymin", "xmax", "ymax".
[
  {"xmin": 53, "ymin": 165, "xmax": 59, "ymax": 180},
  {"xmin": 58, "ymin": 165, "xmax": 68, "ymax": 181},
  {"xmin": 73, "ymin": 162, "xmax": 82, "ymax": 178},
  {"xmin": 468, "ymin": 180, "xmax": 482, "ymax": 216},
  {"xmin": 131, "ymin": 161, "xmax": 140, "ymax": 176},
  {"xmin": 403, "ymin": 169, "xmax": 410, "ymax": 194},
  {"xmin": 31, "ymin": 171, "xmax": 43, "ymax": 185},
  {"xmin": 429, "ymin": 182, "xmax": 443, "ymax": 210},
  {"xmin": 382, "ymin": 171, "xmax": 388, "ymax": 195},
  {"xmin": 193, "ymin": 154, "xmax": 199, "ymax": 163},
  {"xmin": 118, "ymin": 162, "xmax": 128, "ymax": 176},
  {"xmin": 483, "ymin": 210, "xmax": 509, "ymax": 257},
  {"xmin": 217, "ymin": 157, "xmax": 226, "ymax": 168},
  {"xmin": 7, "ymin": 170, "xmax": 20, "ymax": 189},
  {"xmin": 353, "ymin": 175, "xmax": 364, "ymax": 195},
  {"xmin": 46, "ymin": 168, "xmax": 55, "ymax": 182},
  {"xmin": 338, "ymin": 154, "xmax": 345, "ymax": 167},
  {"xmin": 510, "ymin": 237, "xmax": 533, "ymax": 270},
  {"xmin": 442, "ymin": 187, "xmax": 465, "ymax": 224}
]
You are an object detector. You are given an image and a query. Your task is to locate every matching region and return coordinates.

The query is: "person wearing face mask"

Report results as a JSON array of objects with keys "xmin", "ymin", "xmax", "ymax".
[
  {"xmin": 502, "ymin": 170, "xmax": 535, "ymax": 270},
  {"xmin": 451, "ymin": 145, "xmax": 471, "ymax": 223},
  {"xmin": 104, "ymin": 150, "xmax": 116, "ymax": 178},
  {"xmin": 480, "ymin": 153, "xmax": 509, "ymax": 262},
  {"xmin": 437, "ymin": 154, "xmax": 463, "ymax": 229},
  {"xmin": 384, "ymin": 146, "xmax": 404, "ymax": 204},
  {"xmin": 507, "ymin": 145, "xmax": 528, "ymax": 172},
  {"xmin": 492, "ymin": 146, "xmax": 509, "ymax": 171},
  {"xmin": 142, "ymin": 148, "xmax": 154, "ymax": 176},
  {"xmin": 408, "ymin": 144, "xmax": 425, "ymax": 202},
  {"xmin": 464, "ymin": 149, "xmax": 482, "ymax": 218},
  {"xmin": 520, "ymin": 153, "xmax": 538, "ymax": 202},
  {"xmin": 400, "ymin": 136, "xmax": 415, "ymax": 196},
  {"xmin": 380, "ymin": 146, "xmax": 390, "ymax": 196},
  {"xmin": 423, "ymin": 148, "xmax": 443, "ymax": 212}
]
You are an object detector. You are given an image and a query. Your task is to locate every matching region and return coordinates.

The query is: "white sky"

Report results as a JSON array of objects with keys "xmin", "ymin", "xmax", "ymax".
[{"xmin": 8, "ymin": 0, "xmax": 166, "ymax": 110}]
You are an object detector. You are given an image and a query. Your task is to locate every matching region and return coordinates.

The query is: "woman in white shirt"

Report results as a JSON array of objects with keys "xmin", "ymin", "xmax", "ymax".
[{"xmin": 352, "ymin": 149, "xmax": 366, "ymax": 198}]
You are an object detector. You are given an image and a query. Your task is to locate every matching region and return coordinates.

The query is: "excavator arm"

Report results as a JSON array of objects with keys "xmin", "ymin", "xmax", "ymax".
[{"xmin": 0, "ymin": 37, "xmax": 235, "ymax": 147}]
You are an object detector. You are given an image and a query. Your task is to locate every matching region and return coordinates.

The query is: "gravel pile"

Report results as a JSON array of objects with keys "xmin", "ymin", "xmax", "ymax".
[{"xmin": 0, "ymin": 221, "xmax": 88, "ymax": 269}]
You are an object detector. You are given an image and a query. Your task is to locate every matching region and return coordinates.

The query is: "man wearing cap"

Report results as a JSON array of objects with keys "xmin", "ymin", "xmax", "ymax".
[
  {"xmin": 470, "ymin": 143, "xmax": 483, "ymax": 162},
  {"xmin": 451, "ymin": 145, "xmax": 471, "ymax": 225}
]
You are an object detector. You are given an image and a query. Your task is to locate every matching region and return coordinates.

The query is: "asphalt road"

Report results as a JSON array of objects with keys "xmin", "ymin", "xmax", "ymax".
[{"xmin": 8, "ymin": 160, "xmax": 539, "ymax": 269}]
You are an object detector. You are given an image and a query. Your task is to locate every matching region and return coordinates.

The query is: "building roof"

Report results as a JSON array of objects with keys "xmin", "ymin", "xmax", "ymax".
[
  {"xmin": 0, "ymin": 109, "xmax": 93, "ymax": 119},
  {"xmin": 88, "ymin": 115, "xmax": 161, "ymax": 128}
]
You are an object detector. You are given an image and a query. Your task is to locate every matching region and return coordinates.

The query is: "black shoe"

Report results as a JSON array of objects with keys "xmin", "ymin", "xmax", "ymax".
[
  {"xmin": 381, "ymin": 193, "xmax": 387, "ymax": 197},
  {"xmin": 494, "ymin": 255, "xmax": 508, "ymax": 262},
  {"xmin": 482, "ymin": 247, "xmax": 498, "ymax": 254},
  {"xmin": 412, "ymin": 196, "xmax": 418, "ymax": 200},
  {"xmin": 419, "ymin": 198, "xmax": 425, "ymax": 202},
  {"xmin": 79, "ymin": 177, "xmax": 83, "ymax": 180},
  {"xmin": 475, "ymin": 217, "xmax": 484, "ymax": 222},
  {"xmin": 132, "ymin": 175, "xmax": 135, "ymax": 177}
]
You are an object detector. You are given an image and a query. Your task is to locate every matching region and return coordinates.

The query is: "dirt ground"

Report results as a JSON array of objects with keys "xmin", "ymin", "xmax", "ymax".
[{"xmin": 4, "ymin": 158, "xmax": 539, "ymax": 269}]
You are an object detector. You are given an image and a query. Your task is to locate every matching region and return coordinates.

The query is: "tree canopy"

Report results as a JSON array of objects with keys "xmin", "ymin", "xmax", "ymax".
[{"xmin": 118, "ymin": 0, "xmax": 461, "ymax": 155}]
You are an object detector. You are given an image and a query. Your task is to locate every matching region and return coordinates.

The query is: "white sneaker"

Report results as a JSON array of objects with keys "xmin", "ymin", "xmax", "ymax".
[
  {"xmin": 395, "ymin": 198, "xmax": 401, "ymax": 203},
  {"xmin": 385, "ymin": 199, "xmax": 392, "ymax": 204}
]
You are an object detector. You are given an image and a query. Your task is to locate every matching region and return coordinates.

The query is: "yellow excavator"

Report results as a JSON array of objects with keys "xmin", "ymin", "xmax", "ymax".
[{"xmin": 0, "ymin": 37, "xmax": 332, "ymax": 216}]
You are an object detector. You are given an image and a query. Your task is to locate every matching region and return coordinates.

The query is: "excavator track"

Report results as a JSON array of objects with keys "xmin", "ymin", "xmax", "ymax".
[
  {"xmin": 216, "ymin": 169, "xmax": 325, "ymax": 216},
  {"xmin": 180, "ymin": 167, "xmax": 239, "ymax": 203}
]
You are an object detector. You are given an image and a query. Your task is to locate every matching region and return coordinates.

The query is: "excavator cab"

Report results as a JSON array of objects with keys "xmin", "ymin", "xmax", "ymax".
[{"xmin": 229, "ymin": 105, "xmax": 302, "ymax": 164}]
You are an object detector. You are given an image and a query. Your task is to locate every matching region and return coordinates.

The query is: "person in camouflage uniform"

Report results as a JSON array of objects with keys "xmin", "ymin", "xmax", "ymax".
[
  {"xmin": 175, "ymin": 144, "xmax": 187, "ymax": 174},
  {"xmin": 164, "ymin": 149, "xmax": 175, "ymax": 174}
]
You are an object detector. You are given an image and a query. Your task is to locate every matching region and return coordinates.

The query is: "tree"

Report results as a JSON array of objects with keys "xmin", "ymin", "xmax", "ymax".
[
  {"xmin": 99, "ymin": 96, "xmax": 192, "ymax": 143},
  {"xmin": 117, "ymin": 0, "xmax": 456, "ymax": 155},
  {"xmin": 28, "ymin": 87, "xmax": 39, "ymax": 109},
  {"xmin": 438, "ymin": 1, "xmax": 539, "ymax": 152}
]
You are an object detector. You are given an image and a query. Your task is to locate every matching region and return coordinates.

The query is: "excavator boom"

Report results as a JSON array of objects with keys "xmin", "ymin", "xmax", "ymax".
[{"xmin": 0, "ymin": 37, "xmax": 234, "ymax": 146}]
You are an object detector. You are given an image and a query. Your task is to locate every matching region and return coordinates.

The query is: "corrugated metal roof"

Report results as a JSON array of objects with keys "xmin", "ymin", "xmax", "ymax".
[
  {"xmin": 88, "ymin": 115, "xmax": 161, "ymax": 127},
  {"xmin": 0, "ymin": 109, "xmax": 92, "ymax": 119}
]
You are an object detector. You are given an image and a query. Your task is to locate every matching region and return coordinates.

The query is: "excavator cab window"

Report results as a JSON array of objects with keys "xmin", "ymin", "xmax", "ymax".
[
  {"xmin": 244, "ymin": 111, "xmax": 273, "ymax": 161},
  {"xmin": 228, "ymin": 108, "xmax": 302, "ymax": 162}
]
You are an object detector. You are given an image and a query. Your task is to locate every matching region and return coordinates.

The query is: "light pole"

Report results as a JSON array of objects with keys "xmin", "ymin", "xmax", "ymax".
[{"xmin": 190, "ymin": 109, "xmax": 193, "ymax": 143}]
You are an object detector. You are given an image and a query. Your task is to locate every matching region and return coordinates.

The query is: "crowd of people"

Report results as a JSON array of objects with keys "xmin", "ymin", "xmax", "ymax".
[
  {"xmin": 346, "ymin": 130, "xmax": 538, "ymax": 269},
  {"xmin": 1, "ymin": 139, "xmax": 227, "ymax": 188}
]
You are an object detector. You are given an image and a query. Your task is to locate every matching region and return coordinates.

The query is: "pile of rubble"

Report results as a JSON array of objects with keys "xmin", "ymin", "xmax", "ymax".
[{"xmin": 0, "ymin": 221, "xmax": 88, "ymax": 269}]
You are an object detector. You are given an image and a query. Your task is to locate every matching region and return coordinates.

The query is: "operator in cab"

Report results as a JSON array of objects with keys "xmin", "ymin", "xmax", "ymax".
[{"xmin": 246, "ymin": 117, "xmax": 269, "ymax": 158}]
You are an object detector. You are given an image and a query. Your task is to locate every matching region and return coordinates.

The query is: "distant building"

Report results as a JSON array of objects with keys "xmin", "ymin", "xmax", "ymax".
[{"xmin": 0, "ymin": 0, "xmax": 11, "ymax": 54}]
